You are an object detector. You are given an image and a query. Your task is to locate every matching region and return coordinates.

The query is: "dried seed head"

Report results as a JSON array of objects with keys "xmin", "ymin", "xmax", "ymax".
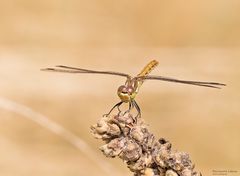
[
  {"xmin": 130, "ymin": 126, "xmax": 145, "ymax": 143},
  {"xmin": 107, "ymin": 123, "xmax": 121, "ymax": 136},
  {"xmin": 155, "ymin": 157, "xmax": 166, "ymax": 168},
  {"xmin": 154, "ymin": 141, "xmax": 171, "ymax": 167},
  {"xmin": 181, "ymin": 168, "xmax": 192, "ymax": 176},
  {"xmin": 159, "ymin": 138, "xmax": 168, "ymax": 145},
  {"xmin": 91, "ymin": 116, "xmax": 121, "ymax": 140},
  {"xmin": 91, "ymin": 112, "xmax": 201, "ymax": 176},
  {"xmin": 142, "ymin": 133, "xmax": 155, "ymax": 151},
  {"xmin": 166, "ymin": 169, "xmax": 178, "ymax": 176},
  {"xmin": 143, "ymin": 168, "xmax": 159, "ymax": 176},
  {"xmin": 100, "ymin": 137, "xmax": 126, "ymax": 157},
  {"xmin": 113, "ymin": 112, "xmax": 134, "ymax": 126},
  {"xmin": 128, "ymin": 153, "xmax": 153, "ymax": 172},
  {"xmin": 120, "ymin": 140, "xmax": 142, "ymax": 162}
]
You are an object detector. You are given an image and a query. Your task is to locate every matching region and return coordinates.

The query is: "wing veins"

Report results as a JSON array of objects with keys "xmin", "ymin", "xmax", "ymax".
[
  {"xmin": 41, "ymin": 66, "xmax": 130, "ymax": 78},
  {"xmin": 139, "ymin": 75, "xmax": 226, "ymax": 89}
]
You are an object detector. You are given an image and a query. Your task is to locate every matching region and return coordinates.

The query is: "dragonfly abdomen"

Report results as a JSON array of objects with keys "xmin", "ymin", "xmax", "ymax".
[{"xmin": 137, "ymin": 60, "xmax": 159, "ymax": 77}]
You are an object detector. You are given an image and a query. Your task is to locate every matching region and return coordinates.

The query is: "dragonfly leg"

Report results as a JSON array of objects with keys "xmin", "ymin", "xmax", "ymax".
[
  {"xmin": 103, "ymin": 101, "xmax": 123, "ymax": 117},
  {"xmin": 129, "ymin": 101, "xmax": 132, "ymax": 111},
  {"xmin": 132, "ymin": 100, "xmax": 141, "ymax": 119},
  {"xmin": 123, "ymin": 102, "xmax": 133, "ymax": 116},
  {"xmin": 117, "ymin": 102, "xmax": 123, "ymax": 112}
]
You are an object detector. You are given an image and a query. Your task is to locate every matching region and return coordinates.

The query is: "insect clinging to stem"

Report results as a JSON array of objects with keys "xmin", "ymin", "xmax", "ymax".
[{"xmin": 41, "ymin": 60, "xmax": 226, "ymax": 118}]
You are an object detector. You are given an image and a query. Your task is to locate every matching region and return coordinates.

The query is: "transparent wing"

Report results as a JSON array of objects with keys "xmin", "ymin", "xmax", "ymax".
[
  {"xmin": 41, "ymin": 65, "xmax": 130, "ymax": 78},
  {"xmin": 139, "ymin": 75, "xmax": 226, "ymax": 89}
]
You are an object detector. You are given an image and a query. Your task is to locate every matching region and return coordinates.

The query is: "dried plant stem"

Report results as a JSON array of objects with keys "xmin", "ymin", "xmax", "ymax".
[
  {"xmin": 91, "ymin": 112, "xmax": 202, "ymax": 176},
  {"xmin": 0, "ymin": 97, "xmax": 120, "ymax": 176}
]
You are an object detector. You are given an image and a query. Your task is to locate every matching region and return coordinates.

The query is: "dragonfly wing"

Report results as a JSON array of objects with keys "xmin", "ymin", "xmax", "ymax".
[
  {"xmin": 41, "ymin": 65, "xmax": 130, "ymax": 78},
  {"xmin": 140, "ymin": 75, "xmax": 226, "ymax": 89}
]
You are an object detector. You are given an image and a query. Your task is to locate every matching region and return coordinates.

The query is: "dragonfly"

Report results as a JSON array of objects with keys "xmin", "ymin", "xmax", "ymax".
[{"xmin": 42, "ymin": 60, "xmax": 225, "ymax": 118}]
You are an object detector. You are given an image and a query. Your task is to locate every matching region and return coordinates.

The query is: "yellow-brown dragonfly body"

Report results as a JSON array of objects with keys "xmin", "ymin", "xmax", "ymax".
[
  {"xmin": 42, "ymin": 60, "xmax": 225, "ymax": 117},
  {"xmin": 117, "ymin": 60, "xmax": 159, "ymax": 103}
]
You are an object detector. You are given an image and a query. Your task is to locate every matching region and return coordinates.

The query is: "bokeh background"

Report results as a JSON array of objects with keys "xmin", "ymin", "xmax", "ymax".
[{"xmin": 0, "ymin": 0, "xmax": 239, "ymax": 176}]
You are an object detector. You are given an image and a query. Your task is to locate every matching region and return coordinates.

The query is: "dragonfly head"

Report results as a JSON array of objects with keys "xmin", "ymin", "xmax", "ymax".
[{"xmin": 117, "ymin": 85, "xmax": 136, "ymax": 102}]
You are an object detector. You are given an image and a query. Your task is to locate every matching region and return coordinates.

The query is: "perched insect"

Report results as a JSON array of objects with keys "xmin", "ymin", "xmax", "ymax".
[{"xmin": 42, "ymin": 60, "xmax": 225, "ymax": 118}]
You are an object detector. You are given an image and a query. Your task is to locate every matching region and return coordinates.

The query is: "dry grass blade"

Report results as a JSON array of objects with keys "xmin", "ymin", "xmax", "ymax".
[{"xmin": 0, "ymin": 97, "xmax": 121, "ymax": 176}]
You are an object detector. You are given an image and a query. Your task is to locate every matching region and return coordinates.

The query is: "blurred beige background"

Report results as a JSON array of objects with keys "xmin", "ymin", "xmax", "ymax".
[{"xmin": 0, "ymin": 0, "xmax": 239, "ymax": 176}]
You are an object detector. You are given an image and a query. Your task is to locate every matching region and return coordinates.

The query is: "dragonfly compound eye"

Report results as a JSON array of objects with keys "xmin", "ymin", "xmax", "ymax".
[
  {"xmin": 126, "ymin": 86, "xmax": 134, "ymax": 94},
  {"xmin": 118, "ymin": 85, "xmax": 128, "ymax": 94},
  {"xmin": 117, "ymin": 85, "xmax": 131, "ymax": 102}
]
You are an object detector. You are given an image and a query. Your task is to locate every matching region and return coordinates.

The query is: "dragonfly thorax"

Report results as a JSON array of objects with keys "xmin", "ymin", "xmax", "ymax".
[{"xmin": 117, "ymin": 84, "xmax": 137, "ymax": 103}]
